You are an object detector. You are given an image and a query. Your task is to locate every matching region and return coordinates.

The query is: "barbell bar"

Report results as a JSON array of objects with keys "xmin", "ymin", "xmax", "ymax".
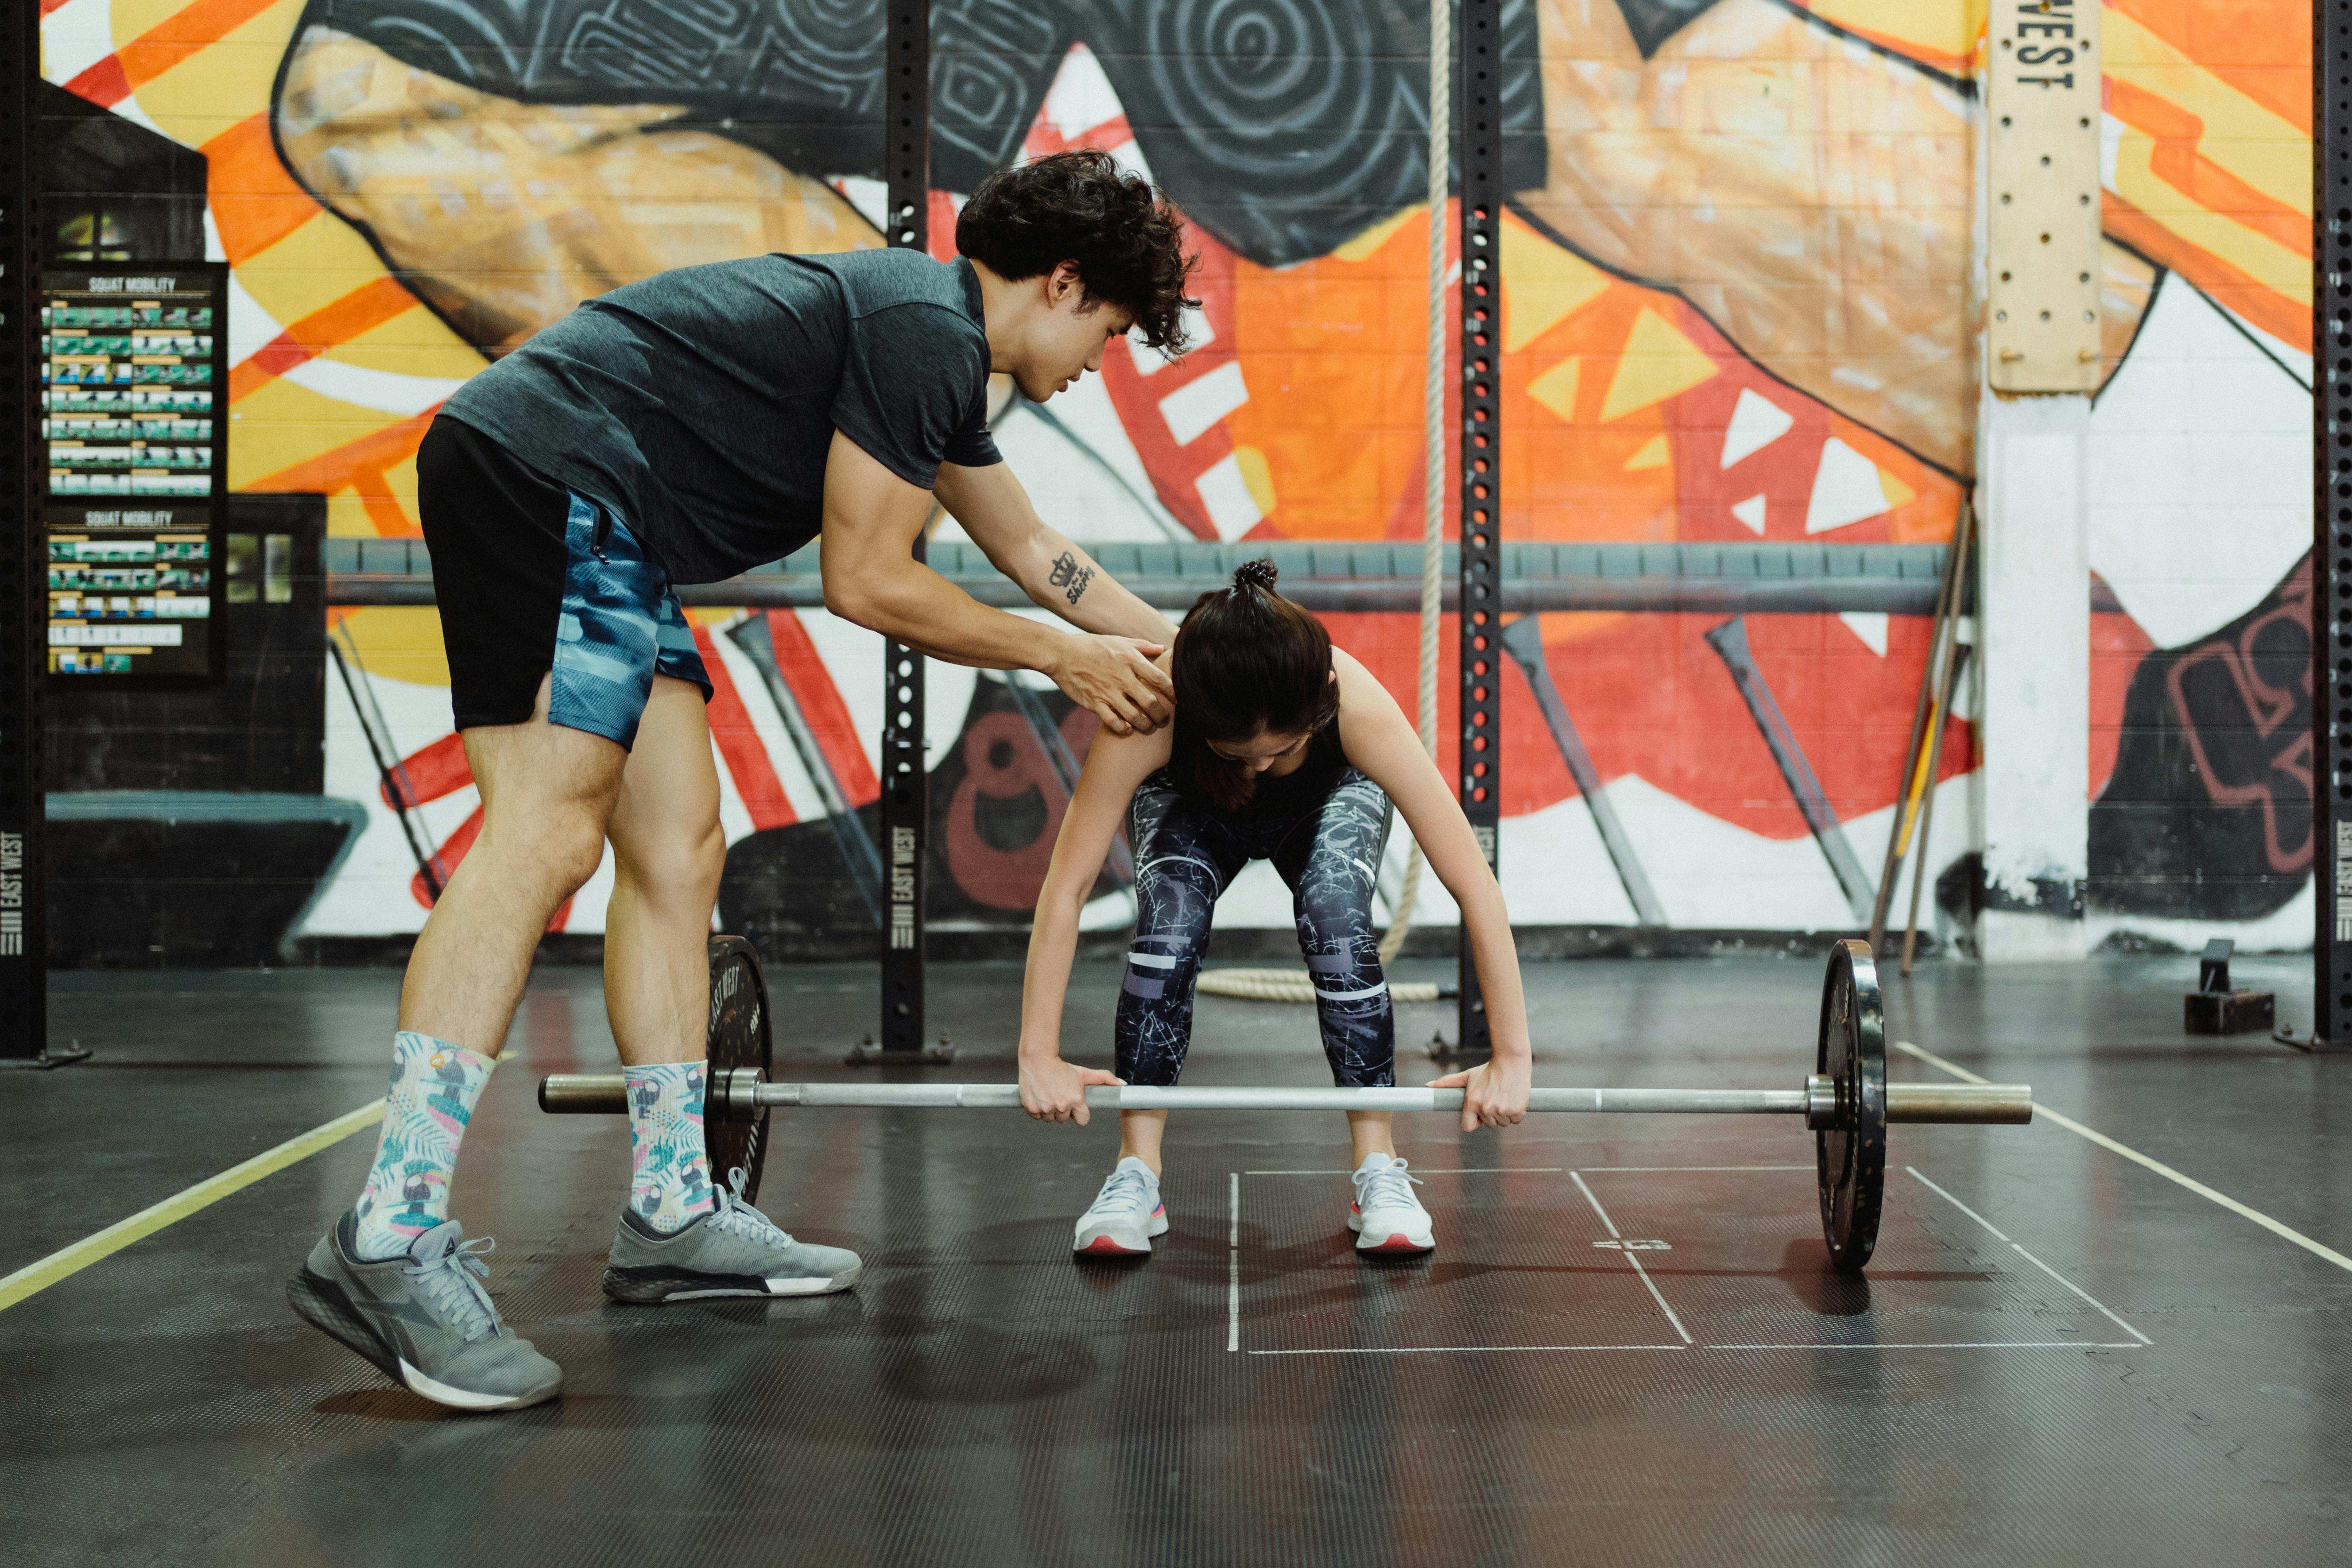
[
  {"xmin": 547, "ymin": 939, "xmax": 2027, "ymax": 1275},
  {"xmin": 539, "ymin": 1076, "xmax": 2027, "ymax": 1124}
]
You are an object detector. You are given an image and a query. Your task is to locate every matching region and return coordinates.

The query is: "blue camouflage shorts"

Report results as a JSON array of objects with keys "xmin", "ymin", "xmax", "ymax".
[
  {"xmin": 416, "ymin": 415, "xmax": 711, "ymax": 750},
  {"xmin": 548, "ymin": 492, "xmax": 712, "ymax": 750}
]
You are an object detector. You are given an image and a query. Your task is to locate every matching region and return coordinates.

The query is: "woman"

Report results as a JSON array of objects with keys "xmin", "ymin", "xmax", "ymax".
[{"xmin": 1018, "ymin": 560, "xmax": 1534, "ymax": 1257}]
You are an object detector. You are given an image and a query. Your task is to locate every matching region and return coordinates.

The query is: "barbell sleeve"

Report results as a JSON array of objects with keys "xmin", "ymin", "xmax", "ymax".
[
  {"xmin": 538, "ymin": 1074, "xmax": 2031, "ymax": 1123},
  {"xmin": 540, "ymin": 1075, "xmax": 630, "ymax": 1114},
  {"xmin": 1884, "ymin": 1082, "xmax": 2033, "ymax": 1123}
]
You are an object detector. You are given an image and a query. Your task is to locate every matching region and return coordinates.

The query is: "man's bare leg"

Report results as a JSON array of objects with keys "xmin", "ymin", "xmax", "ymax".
[
  {"xmin": 292, "ymin": 678, "xmax": 681, "ymax": 1409},
  {"xmin": 332, "ymin": 674, "xmax": 622, "ymax": 1278},
  {"xmin": 602, "ymin": 674, "xmax": 733, "ymax": 1226},
  {"xmin": 603, "ymin": 674, "xmax": 727, "ymax": 1071},
  {"xmin": 593, "ymin": 675, "xmax": 864, "ymax": 1293},
  {"xmin": 399, "ymin": 674, "xmax": 626, "ymax": 1056}
]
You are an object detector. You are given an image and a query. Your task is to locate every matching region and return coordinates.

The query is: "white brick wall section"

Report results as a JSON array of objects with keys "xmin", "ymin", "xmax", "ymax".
[
  {"xmin": 1159, "ymin": 359, "xmax": 1249, "ymax": 445},
  {"xmin": 1041, "ymin": 43, "xmax": 1122, "ymax": 140},
  {"xmin": 1193, "ymin": 453, "xmax": 1263, "ymax": 540},
  {"xmin": 1106, "ymin": 137, "xmax": 1156, "ymax": 184},
  {"xmin": 1128, "ymin": 302, "xmax": 1216, "ymax": 376},
  {"xmin": 41, "ymin": 0, "xmax": 116, "ymax": 87}
]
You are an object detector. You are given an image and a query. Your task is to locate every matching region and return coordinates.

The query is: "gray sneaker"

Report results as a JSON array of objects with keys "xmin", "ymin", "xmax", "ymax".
[
  {"xmin": 287, "ymin": 1213, "xmax": 562, "ymax": 1411},
  {"xmin": 602, "ymin": 1168, "xmax": 863, "ymax": 1303}
]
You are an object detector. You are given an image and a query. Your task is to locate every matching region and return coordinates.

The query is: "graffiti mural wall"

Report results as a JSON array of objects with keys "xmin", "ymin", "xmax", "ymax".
[{"xmin": 35, "ymin": 0, "xmax": 2316, "ymax": 958}]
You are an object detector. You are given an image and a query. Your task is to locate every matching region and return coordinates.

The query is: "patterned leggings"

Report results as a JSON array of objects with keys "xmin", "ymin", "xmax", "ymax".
[{"xmin": 1117, "ymin": 767, "xmax": 1396, "ymax": 1088}]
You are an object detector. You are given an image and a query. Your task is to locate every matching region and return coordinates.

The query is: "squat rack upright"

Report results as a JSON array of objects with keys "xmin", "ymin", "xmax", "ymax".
[
  {"xmin": 861, "ymin": 0, "xmax": 939, "ymax": 1064},
  {"xmin": 1, "ymin": 0, "xmax": 54, "ymax": 1067},
  {"xmin": 1453, "ymin": 0, "xmax": 1505, "ymax": 1058}
]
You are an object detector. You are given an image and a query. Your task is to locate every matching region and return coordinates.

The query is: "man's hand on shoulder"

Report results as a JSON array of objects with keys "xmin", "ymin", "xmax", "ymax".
[{"xmin": 1049, "ymin": 634, "xmax": 1174, "ymax": 736}]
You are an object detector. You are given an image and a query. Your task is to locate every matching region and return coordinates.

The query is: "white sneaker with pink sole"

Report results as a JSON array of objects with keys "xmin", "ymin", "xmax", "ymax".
[
  {"xmin": 1073, "ymin": 1156, "xmax": 1169, "ymax": 1257},
  {"xmin": 1348, "ymin": 1152, "xmax": 1435, "ymax": 1254}
]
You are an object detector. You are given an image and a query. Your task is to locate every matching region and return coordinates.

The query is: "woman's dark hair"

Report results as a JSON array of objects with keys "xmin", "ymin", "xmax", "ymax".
[
  {"xmin": 955, "ymin": 150, "xmax": 1199, "ymax": 356},
  {"xmin": 1172, "ymin": 560, "xmax": 1339, "ymax": 811}
]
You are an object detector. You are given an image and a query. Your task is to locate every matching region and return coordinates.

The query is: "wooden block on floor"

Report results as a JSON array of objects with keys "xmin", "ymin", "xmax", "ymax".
[{"xmin": 2183, "ymin": 990, "xmax": 2275, "ymax": 1036}]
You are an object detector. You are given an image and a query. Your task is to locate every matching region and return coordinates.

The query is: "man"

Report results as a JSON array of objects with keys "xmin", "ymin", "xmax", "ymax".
[{"xmin": 287, "ymin": 151, "xmax": 1193, "ymax": 1410}]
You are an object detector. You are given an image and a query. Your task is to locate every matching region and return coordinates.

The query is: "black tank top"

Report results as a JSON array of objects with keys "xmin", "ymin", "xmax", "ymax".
[{"xmin": 1173, "ymin": 717, "xmax": 1349, "ymax": 821}]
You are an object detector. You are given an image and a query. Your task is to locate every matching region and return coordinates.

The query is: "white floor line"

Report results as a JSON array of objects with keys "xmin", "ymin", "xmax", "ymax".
[
  {"xmin": 2007, "ymin": 1243, "xmax": 2154, "ymax": 1346},
  {"xmin": 1569, "ymin": 1170, "xmax": 1622, "ymax": 1238},
  {"xmin": 1576, "ymin": 1165, "xmax": 1813, "ymax": 1173},
  {"xmin": 1905, "ymin": 1165, "xmax": 2153, "ymax": 1346},
  {"xmin": 1618, "ymin": 1260, "xmax": 1693, "ymax": 1344},
  {"xmin": 1707, "ymin": 1342, "xmax": 2145, "ymax": 1352},
  {"xmin": 1250, "ymin": 1344, "xmax": 1689, "ymax": 1356},
  {"xmin": 1895, "ymin": 1039, "xmax": 2352, "ymax": 1275},
  {"xmin": 1241, "ymin": 1168, "xmax": 1565, "ymax": 1177},
  {"xmin": 1622, "ymin": 1253, "xmax": 1694, "ymax": 1344},
  {"xmin": 1569, "ymin": 1170, "xmax": 1693, "ymax": 1345},
  {"xmin": 1903, "ymin": 1165, "xmax": 2016, "ymax": 1243},
  {"xmin": 1226, "ymin": 1172, "xmax": 1240, "ymax": 1355}
]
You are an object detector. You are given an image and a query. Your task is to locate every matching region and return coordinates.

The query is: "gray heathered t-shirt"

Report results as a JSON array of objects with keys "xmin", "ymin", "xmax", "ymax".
[{"xmin": 442, "ymin": 248, "xmax": 1002, "ymax": 585}]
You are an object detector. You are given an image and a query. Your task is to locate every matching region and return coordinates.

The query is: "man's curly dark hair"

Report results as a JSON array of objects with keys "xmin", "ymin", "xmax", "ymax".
[{"xmin": 955, "ymin": 150, "xmax": 1199, "ymax": 357}]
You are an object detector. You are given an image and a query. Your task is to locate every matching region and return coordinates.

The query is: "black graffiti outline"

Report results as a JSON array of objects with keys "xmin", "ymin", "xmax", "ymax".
[{"xmin": 2164, "ymin": 567, "xmax": 2313, "ymax": 875}]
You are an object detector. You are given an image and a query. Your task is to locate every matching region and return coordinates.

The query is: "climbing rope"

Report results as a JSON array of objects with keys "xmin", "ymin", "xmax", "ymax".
[
  {"xmin": 1194, "ymin": 968, "xmax": 1447, "ymax": 1004},
  {"xmin": 1199, "ymin": 3, "xmax": 1449, "ymax": 1005}
]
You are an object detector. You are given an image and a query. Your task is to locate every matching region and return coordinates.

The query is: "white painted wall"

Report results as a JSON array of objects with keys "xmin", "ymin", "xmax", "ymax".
[{"xmin": 1973, "ymin": 393, "xmax": 2092, "ymax": 961}]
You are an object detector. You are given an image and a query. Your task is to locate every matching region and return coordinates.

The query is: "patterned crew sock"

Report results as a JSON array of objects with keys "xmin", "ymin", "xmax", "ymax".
[
  {"xmin": 625, "ymin": 1061, "xmax": 717, "ymax": 1233},
  {"xmin": 350, "ymin": 1031, "xmax": 497, "ymax": 1261}
]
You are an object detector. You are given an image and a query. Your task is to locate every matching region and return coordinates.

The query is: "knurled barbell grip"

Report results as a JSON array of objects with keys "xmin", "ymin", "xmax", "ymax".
[{"xmin": 536, "ymin": 1073, "xmax": 2031, "ymax": 1123}]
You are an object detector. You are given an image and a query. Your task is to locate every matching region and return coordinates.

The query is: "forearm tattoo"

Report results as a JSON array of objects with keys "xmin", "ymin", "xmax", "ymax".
[{"xmin": 1047, "ymin": 550, "xmax": 1095, "ymax": 605}]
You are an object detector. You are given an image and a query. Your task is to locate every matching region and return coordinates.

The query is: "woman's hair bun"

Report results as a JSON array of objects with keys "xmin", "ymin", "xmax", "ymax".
[{"xmin": 1232, "ymin": 558, "xmax": 1279, "ymax": 594}]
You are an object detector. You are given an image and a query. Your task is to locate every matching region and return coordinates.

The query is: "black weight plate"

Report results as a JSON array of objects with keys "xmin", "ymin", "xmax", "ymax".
[
  {"xmin": 1815, "ymin": 938, "xmax": 1887, "ymax": 1273},
  {"xmin": 705, "ymin": 934, "xmax": 774, "ymax": 1204}
]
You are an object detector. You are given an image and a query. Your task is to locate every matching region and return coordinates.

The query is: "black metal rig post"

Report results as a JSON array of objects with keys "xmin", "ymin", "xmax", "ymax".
[
  {"xmin": 2298, "ymin": 0, "xmax": 2352, "ymax": 1050},
  {"xmin": 1453, "ymin": 0, "xmax": 1503, "ymax": 1061},
  {"xmin": 853, "ymin": 0, "xmax": 951, "ymax": 1064},
  {"xmin": 0, "ymin": 5, "xmax": 69, "ymax": 1069}
]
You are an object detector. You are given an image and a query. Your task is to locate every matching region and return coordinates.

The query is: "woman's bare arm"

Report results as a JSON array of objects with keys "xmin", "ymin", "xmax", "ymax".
[
  {"xmin": 1333, "ymin": 648, "xmax": 1532, "ymax": 1129},
  {"xmin": 1017, "ymin": 714, "xmax": 1174, "ymax": 1123}
]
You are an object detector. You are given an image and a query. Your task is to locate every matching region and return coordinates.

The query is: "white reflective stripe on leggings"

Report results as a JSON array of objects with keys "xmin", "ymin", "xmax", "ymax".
[{"xmin": 1311, "ymin": 979, "xmax": 1389, "ymax": 1003}]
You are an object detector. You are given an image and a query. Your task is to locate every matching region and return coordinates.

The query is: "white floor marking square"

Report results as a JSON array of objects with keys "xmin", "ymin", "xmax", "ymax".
[
  {"xmin": 1906, "ymin": 1165, "xmax": 2152, "ymax": 1346},
  {"xmin": 1224, "ymin": 1164, "xmax": 2145, "ymax": 1358}
]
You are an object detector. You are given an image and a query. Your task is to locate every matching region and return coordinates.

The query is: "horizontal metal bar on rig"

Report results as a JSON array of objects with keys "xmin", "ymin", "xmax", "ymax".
[
  {"xmin": 536, "ymin": 1075, "xmax": 2034, "ymax": 1124},
  {"xmin": 322, "ymin": 539, "xmax": 2123, "ymax": 616}
]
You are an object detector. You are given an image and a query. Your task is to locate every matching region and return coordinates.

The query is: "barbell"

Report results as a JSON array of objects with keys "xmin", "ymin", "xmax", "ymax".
[{"xmin": 543, "ymin": 937, "xmax": 2030, "ymax": 1273}]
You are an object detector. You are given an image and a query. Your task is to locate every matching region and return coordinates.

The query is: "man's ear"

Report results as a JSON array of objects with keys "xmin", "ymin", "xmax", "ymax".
[{"xmin": 1049, "ymin": 259, "xmax": 1084, "ymax": 305}]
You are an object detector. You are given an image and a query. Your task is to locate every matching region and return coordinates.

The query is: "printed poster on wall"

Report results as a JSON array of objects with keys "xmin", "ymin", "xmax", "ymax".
[{"xmin": 41, "ymin": 263, "xmax": 228, "ymax": 685}]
